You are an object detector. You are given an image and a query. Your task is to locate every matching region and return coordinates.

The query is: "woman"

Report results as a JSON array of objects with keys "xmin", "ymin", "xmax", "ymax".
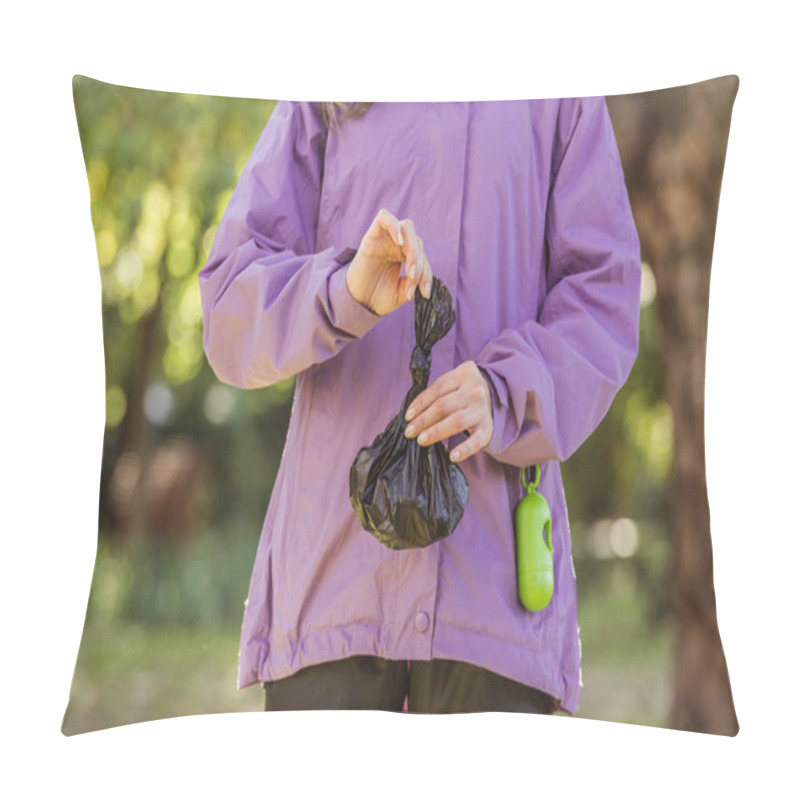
[{"xmin": 199, "ymin": 98, "xmax": 641, "ymax": 714}]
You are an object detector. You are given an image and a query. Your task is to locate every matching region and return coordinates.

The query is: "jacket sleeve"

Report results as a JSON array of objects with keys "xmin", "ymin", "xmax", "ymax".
[
  {"xmin": 198, "ymin": 101, "xmax": 381, "ymax": 389},
  {"xmin": 475, "ymin": 97, "xmax": 641, "ymax": 468}
]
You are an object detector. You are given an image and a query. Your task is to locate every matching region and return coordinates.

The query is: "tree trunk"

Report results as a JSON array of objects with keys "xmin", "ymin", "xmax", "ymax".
[
  {"xmin": 106, "ymin": 296, "xmax": 162, "ymax": 546},
  {"xmin": 607, "ymin": 77, "xmax": 739, "ymax": 735}
]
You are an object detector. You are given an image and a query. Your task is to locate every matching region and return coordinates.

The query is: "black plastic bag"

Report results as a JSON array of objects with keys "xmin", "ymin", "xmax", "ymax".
[{"xmin": 349, "ymin": 277, "xmax": 469, "ymax": 550}]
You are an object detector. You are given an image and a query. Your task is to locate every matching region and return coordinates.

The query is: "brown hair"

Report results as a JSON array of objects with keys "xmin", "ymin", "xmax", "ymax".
[{"xmin": 320, "ymin": 102, "xmax": 373, "ymax": 131}]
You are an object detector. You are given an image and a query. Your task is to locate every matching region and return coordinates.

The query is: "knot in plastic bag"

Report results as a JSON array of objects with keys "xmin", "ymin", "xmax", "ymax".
[
  {"xmin": 408, "ymin": 346, "xmax": 431, "ymax": 404},
  {"xmin": 414, "ymin": 275, "xmax": 456, "ymax": 352},
  {"xmin": 349, "ymin": 277, "xmax": 469, "ymax": 550}
]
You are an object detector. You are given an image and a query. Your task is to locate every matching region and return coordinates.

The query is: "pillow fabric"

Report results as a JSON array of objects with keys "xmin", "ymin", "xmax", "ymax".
[{"xmin": 62, "ymin": 75, "xmax": 738, "ymax": 735}]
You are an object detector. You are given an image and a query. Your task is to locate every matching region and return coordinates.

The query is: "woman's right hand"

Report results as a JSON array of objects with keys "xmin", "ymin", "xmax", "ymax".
[{"xmin": 346, "ymin": 209, "xmax": 433, "ymax": 316}]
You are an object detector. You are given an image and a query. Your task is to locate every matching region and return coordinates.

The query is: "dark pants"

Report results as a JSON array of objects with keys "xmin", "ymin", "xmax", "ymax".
[{"xmin": 264, "ymin": 656, "xmax": 556, "ymax": 714}]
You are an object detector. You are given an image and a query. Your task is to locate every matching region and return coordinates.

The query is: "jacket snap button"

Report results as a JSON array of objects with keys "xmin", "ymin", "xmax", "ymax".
[{"xmin": 414, "ymin": 612, "xmax": 429, "ymax": 632}]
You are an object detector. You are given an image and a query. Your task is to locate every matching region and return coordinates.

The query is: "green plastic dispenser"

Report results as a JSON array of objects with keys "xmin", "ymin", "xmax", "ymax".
[{"xmin": 515, "ymin": 464, "xmax": 553, "ymax": 611}]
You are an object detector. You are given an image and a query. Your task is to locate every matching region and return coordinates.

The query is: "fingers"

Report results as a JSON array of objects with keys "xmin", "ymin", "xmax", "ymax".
[
  {"xmin": 399, "ymin": 220, "xmax": 426, "ymax": 300},
  {"xmin": 373, "ymin": 208, "xmax": 404, "ymax": 248},
  {"xmin": 408, "ymin": 403, "xmax": 480, "ymax": 448},
  {"xmin": 370, "ymin": 209, "xmax": 432, "ymax": 302},
  {"xmin": 372, "ymin": 210, "xmax": 417, "ymax": 267},
  {"xmin": 398, "ymin": 250, "xmax": 432, "ymax": 302},
  {"xmin": 419, "ymin": 248, "xmax": 433, "ymax": 298},
  {"xmin": 406, "ymin": 397, "xmax": 491, "ymax": 462},
  {"xmin": 403, "ymin": 361, "xmax": 494, "ymax": 462},
  {"xmin": 405, "ymin": 370, "xmax": 462, "ymax": 422},
  {"xmin": 399, "ymin": 219, "xmax": 418, "ymax": 277},
  {"xmin": 449, "ymin": 427, "xmax": 493, "ymax": 464}
]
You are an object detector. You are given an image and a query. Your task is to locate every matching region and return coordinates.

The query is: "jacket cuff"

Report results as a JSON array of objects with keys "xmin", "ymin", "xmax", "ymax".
[
  {"xmin": 327, "ymin": 247, "xmax": 382, "ymax": 337},
  {"xmin": 476, "ymin": 364, "xmax": 509, "ymax": 457}
]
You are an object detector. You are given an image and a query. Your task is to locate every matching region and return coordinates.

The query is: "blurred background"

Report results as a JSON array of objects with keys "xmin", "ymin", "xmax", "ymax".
[{"xmin": 62, "ymin": 76, "xmax": 738, "ymax": 736}]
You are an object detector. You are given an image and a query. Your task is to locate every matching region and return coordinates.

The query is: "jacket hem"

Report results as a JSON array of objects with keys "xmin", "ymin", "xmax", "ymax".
[{"xmin": 238, "ymin": 618, "xmax": 579, "ymax": 715}]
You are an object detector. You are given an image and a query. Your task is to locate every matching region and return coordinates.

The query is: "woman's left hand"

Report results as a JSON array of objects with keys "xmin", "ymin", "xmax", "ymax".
[{"xmin": 403, "ymin": 360, "xmax": 494, "ymax": 464}]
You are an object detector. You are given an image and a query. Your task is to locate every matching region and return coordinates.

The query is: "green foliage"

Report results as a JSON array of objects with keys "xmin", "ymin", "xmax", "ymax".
[
  {"xmin": 74, "ymin": 76, "xmax": 291, "ymax": 533},
  {"xmin": 561, "ymin": 286, "xmax": 668, "ymax": 525},
  {"xmin": 87, "ymin": 526, "xmax": 258, "ymax": 627},
  {"xmin": 562, "ymin": 266, "xmax": 672, "ymax": 628},
  {"xmin": 74, "ymin": 76, "xmax": 273, "ymax": 396}
]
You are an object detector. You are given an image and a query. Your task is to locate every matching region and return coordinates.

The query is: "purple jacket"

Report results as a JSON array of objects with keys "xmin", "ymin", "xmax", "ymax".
[{"xmin": 199, "ymin": 98, "xmax": 640, "ymax": 713}]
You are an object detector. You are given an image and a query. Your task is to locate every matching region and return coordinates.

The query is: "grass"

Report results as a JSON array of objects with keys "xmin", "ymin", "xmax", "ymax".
[
  {"xmin": 62, "ymin": 620, "xmax": 262, "ymax": 735},
  {"xmin": 574, "ymin": 566, "xmax": 673, "ymax": 728}
]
